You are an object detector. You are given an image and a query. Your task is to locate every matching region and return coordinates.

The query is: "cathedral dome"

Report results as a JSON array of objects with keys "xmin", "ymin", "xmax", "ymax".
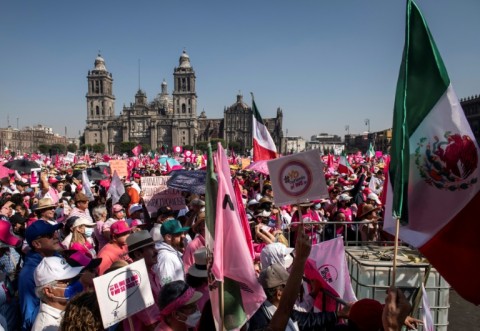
[
  {"xmin": 179, "ymin": 50, "xmax": 191, "ymax": 68},
  {"xmin": 94, "ymin": 54, "xmax": 107, "ymax": 71}
]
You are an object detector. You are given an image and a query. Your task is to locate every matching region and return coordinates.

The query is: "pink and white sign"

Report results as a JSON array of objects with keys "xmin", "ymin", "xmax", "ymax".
[
  {"xmin": 93, "ymin": 259, "xmax": 154, "ymax": 328},
  {"xmin": 267, "ymin": 150, "xmax": 328, "ymax": 206}
]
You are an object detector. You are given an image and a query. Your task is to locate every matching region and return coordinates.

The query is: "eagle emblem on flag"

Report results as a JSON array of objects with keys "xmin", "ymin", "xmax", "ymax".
[{"xmin": 415, "ymin": 132, "xmax": 478, "ymax": 190}]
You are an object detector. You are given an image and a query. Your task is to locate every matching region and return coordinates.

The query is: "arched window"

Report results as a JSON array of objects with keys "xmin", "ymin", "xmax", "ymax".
[
  {"xmin": 96, "ymin": 106, "xmax": 100, "ymax": 115},
  {"xmin": 182, "ymin": 104, "xmax": 186, "ymax": 113}
]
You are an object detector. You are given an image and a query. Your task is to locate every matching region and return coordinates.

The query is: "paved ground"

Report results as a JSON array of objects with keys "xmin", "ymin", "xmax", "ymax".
[{"xmin": 447, "ymin": 290, "xmax": 480, "ymax": 331}]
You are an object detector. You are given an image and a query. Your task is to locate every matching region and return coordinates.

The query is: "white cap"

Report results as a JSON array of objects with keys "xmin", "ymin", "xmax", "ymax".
[
  {"xmin": 247, "ymin": 199, "xmax": 259, "ymax": 207},
  {"xmin": 129, "ymin": 204, "xmax": 143, "ymax": 214},
  {"xmin": 34, "ymin": 256, "xmax": 83, "ymax": 287},
  {"xmin": 367, "ymin": 192, "xmax": 382, "ymax": 205},
  {"xmin": 72, "ymin": 217, "xmax": 95, "ymax": 229},
  {"xmin": 255, "ymin": 210, "xmax": 272, "ymax": 218},
  {"xmin": 260, "ymin": 243, "xmax": 295, "ymax": 270},
  {"xmin": 338, "ymin": 193, "xmax": 352, "ymax": 202}
]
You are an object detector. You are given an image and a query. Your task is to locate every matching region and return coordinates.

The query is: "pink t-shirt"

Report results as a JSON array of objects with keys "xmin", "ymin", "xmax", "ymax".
[
  {"xmin": 183, "ymin": 235, "xmax": 205, "ymax": 273},
  {"xmin": 97, "ymin": 243, "xmax": 131, "ymax": 275}
]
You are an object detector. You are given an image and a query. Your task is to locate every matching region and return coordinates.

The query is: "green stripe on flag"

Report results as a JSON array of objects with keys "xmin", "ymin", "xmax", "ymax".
[
  {"xmin": 205, "ymin": 143, "xmax": 217, "ymax": 245},
  {"xmin": 390, "ymin": 0, "xmax": 450, "ymax": 222},
  {"xmin": 251, "ymin": 94, "xmax": 264, "ymax": 124}
]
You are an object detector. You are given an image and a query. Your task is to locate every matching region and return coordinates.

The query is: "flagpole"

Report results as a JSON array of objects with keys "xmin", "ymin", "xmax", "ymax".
[
  {"xmin": 391, "ymin": 217, "xmax": 401, "ymax": 286},
  {"xmin": 219, "ymin": 281, "xmax": 225, "ymax": 331}
]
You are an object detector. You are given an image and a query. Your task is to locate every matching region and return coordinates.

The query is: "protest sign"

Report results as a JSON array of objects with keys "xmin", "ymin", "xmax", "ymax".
[
  {"xmin": 267, "ymin": 149, "xmax": 328, "ymax": 206},
  {"xmin": 30, "ymin": 168, "xmax": 41, "ymax": 188},
  {"xmin": 64, "ymin": 152, "xmax": 75, "ymax": 163},
  {"xmin": 141, "ymin": 176, "xmax": 185, "ymax": 215},
  {"xmin": 241, "ymin": 157, "xmax": 251, "ymax": 169},
  {"xmin": 109, "ymin": 160, "xmax": 128, "ymax": 178},
  {"xmin": 93, "ymin": 259, "xmax": 154, "ymax": 329}
]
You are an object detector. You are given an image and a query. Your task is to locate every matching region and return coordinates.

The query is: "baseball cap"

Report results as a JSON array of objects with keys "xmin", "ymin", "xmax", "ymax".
[
  {"xmin": 348, "ymin": 298, "xmax": 384, "ymax": 331},
  {"xmin": 133, "ymin": 173, "xmax": 141, "ymax": 179},
  {"xmin": 0, "ymin": 221, "xmax": 22, "ymax": 248},
  {"xmin": 258, "ymin": 263, "xmax": 290, "ymax": 289},
  {"xmin": 71, "ymin": 217, "xmax": 95, "ymax": 229},
  {"xmin": 338, "ymin": 193, "xmax": 352, "ymax": 202},
  {"xmin": 129, "ymin": 204, "xmax": 143, "ymax": 215},
  {"xmin": 34, "ymin": 256, "xmax": 83, "ymax": 287},
  {"xmin": 160, "ymin": 219, "xmax": 189, "ymax": 236},
  {"xmin": 26, "ymin": 220, "xmax": 63, "ymax": 246},
  {"xmin": 111, "ymin": 221, "xmax": 131, "ymax": 236},
  {"xmin": 247, "ymin": 199, "xmax": 259, "ymax": 207},
  {"xmin": 260, "ymin": 243, "xmax": 294, "ymax": 269},
  {"xmin": 66, "ymin": 251, "xmax": 102, "ymax": 270},
  {"xmin": 112, "ymin": 204, "xmax": 124, "ymax": 213}
]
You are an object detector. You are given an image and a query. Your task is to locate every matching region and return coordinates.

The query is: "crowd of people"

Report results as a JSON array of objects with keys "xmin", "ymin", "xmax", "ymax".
[{"xmin": 0, "ymin": 153, "xmax": 421, "ymax": 331}]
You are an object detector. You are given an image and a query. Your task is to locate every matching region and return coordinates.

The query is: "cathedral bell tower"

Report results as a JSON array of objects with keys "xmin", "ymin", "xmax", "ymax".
[
  {"xmin": 172, "ymin": 50, "xmax": 197, "ymax": 119},
  {"xmin": 85, "ymin": 54, "xmax": 115, "ymax": 146}
]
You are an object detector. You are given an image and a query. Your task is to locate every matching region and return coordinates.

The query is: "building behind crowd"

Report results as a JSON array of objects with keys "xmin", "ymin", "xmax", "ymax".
[
  {"xmin": 0, "ymin": 125, "xmax": 69, "ymax": 154},
  {"xmin": 84, "ymin": 51, "xmax": 283, "ymax": 154},
  {"xmin": 460, "ymin": 94, "xmax": 480, "ymax": 143}
]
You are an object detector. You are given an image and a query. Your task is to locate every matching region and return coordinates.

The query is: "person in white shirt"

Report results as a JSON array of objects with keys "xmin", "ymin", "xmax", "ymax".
[
  {"xmin": 154, "ymin": 219, "xmax": 189, "ymax": 286},
  {"xmin": 32, "ymin": 256, "xmax": 84, "ymax": 331}
]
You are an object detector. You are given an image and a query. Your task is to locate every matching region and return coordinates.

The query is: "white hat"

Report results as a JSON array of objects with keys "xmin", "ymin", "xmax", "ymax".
[
  {"xmin": 338, "ymin": 193, "xmax": 352, "ymax": 202},
  {"xmin": 34, "ymin": 256, "xmax": 83, "ymax": 287},
  {"xmin": 260, "ymin": 243, "xmax": 294, "ymax": 270},
  {"xmin": 247, "ymin": 199, "xmax": 259, "ymax": 207},
  {"xmin": 72, "ymin": 217, "xmax": 95, "ymax": 229},
  {"xmin": 255, "ymin": 210, "xmax": 271, "ymax": 218},
  {"xmin": 129, "ymin": 204, "xmax": 143, "ymax": 214},
  {"xmin": 367, "ymin": 192, "xmax": 382, "ymax": 205}
]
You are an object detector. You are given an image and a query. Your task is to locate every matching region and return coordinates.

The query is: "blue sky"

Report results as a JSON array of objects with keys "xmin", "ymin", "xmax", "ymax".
[{"xmin": 1, "ymin": 0, "xmax": 479, "ymax": 141}]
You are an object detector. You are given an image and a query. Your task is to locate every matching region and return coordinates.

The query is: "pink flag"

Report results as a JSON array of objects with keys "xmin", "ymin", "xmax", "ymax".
[
  {"xmin": 308, "ymin": 238, "xmax": 357, "ymax": 304},
  {"xmin": 210, "ymin": 143, "xmax": 265, "ymax": 330},
  {"xmin": 132, "ymin": 144, "xmax": 142, "ymax": 157},
  {"xmin": 233, "ymin": 179, "xmax": 255, "ymax": 260}
]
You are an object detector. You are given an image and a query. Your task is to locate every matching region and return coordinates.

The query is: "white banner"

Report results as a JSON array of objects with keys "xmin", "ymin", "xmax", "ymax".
[
  {"xmin": 93, "ymin": 259, "xmax": 154, "ymax": 329},
  {"xmin": 141, "ymin": 176, "xmax": 185, "ymax": 215},
  {"xmin": 267, "ymin": 149, "xmax": 328, "ymax": 206}
]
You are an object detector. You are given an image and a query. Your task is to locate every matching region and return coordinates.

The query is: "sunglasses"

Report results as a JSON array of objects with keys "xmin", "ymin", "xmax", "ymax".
[{"xmin": 115, "ymin": 209, "xmax": 125, "ymax": 213}]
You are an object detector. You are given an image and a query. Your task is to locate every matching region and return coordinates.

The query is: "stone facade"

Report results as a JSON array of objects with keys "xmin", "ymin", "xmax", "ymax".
[
  {"xmin": 460, "ymin": 94, "xmax": 480, "ymax": 143},
  {"xmin": 84, "ymin": 51, "xmax": 283, "ymax": 154},
  {"xmin": 0, "ymin": 125, "xmax": 68, "ymax": 154}
]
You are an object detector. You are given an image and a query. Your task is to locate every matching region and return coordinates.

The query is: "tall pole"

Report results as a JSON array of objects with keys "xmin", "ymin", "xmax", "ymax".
[{"xmin": 364, "ymin": 119, "xmax": 370, "ymax": 132}]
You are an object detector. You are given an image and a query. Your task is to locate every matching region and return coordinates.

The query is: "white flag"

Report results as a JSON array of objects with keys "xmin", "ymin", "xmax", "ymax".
[{"xmin": 421, "ymin": 283, "xmax": 434, "ymax": 331}]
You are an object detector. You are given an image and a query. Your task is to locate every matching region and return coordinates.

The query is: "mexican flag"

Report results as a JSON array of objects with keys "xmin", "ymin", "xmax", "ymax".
[
  {"xmin": 338, "ymin": 152, "xmax": 353, "ymax": 175},
  {"xmin": 205, "ymin": 143, "xmax": 265, "ymax": 330},
  {"xmin": 251, "ymin": 94, "xmax": 277, "ymax": 161},
  {"xmin": 366, "ymin": 142, "xmax": 375, "ymax": 159},
  {"xmin": 384, "ymin": 0, "xmax": 480, "ymax": 305}
]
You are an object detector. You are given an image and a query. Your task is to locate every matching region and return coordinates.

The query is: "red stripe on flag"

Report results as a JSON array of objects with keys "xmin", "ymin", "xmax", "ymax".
[
  {"xmin": 252, "ymin": 139, "xmax": 277, "ymax": 162},
  {"xmin": 420, "ymin": 191, "xmax": 480, "ymax": 305}
]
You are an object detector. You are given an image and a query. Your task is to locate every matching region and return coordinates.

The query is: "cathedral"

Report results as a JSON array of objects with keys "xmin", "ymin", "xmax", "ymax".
[{"xmin": 84, "ymin": 51, "xmax": 283, "ymax": 154}]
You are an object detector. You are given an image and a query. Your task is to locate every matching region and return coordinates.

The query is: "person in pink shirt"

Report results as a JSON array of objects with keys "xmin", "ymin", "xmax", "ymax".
[
  {"xmin": 182, "ymin": 213, "xmax": 205, "ymax": 273},
  {"xmin": 97, "ymin": 220, "xmax": 132, "ymax": 275},
  {"xmin": 124, "ymin": 230, "xmax": 161, "ymax": 331},
  {"xmin": 69, "ymin": 217, "xmax": 96, "ymax": 257}
]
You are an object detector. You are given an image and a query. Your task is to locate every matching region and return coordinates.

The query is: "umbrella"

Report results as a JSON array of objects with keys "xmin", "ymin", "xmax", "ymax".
[
  {"xmin": 246, "ymin": 160, "xmax": 270, "ymax": 175},
  {"xmin": 3, "ymin": 159, "xmax": 40, "ymax": 173},
  {"xmin": 158, "ymin": 156, "xmax": 181, "ymax": 167},
  {"xmin": 0, "ymin": 162, "xmax": 14, "ymax": 178},
  {"xmin": 73, "ymin": 167, "xmax": 109, "ymax": 181},
  {"xmin": 166, "ymin": 170, "xmax": 206, "ymax": 195}
]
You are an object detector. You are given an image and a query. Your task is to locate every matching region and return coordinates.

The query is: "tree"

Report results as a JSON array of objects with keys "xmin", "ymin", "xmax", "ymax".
[
  {"xmin": 67, "ymin": 143, "xmax": 77, "ymax": 153},
  {"xmin": 92, "ymin": 143, "xmax": 105, "ymax": 153},
  {"xmin": 228, "ymin": 141, "xmax": 242, "ymax": 154},
  {"xmin": 195, "ymin": 141, "xmax": 208, "ymax": 153},
  {"xmin": 80, "ymin": 144, "xmax": 92, "ymax": 153},
  {"xmin": 120, "ymin": 141, "xmax": 137, "ymax": 155},
  {"xmin": 183, "ymin": 144, "xmax": 193, "ymax": 151},
  {"xmin": 210, "ymin": 138, "xmax": 226, "ymax": 151},
  {"xmin": 140, "ymin": 143, "xmax": 151, "ymax": 153},
  {"xmin": 38, "ymin": 144, "xmax": 50, "ymax": 154}
]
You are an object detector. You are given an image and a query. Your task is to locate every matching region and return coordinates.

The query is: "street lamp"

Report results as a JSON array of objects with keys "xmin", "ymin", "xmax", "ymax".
[{"xmin": 364, "ymin": 119, "xmax": 370, "ymax": 132}]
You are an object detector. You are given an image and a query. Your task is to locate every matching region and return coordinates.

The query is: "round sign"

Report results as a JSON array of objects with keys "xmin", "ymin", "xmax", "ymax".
[
  {"xmin": 277, "ymin": 160, "xmax": 312, "ymax": 197},
  {"xmin": 185, "ymin": 150, "xmax": 192, "ymax": 157}
]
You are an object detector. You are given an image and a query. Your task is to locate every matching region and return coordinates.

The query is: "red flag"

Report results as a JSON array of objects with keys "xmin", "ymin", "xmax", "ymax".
[{"xmin": 132, "ymin": 144, "xmax": 142, "ymax": 157}]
